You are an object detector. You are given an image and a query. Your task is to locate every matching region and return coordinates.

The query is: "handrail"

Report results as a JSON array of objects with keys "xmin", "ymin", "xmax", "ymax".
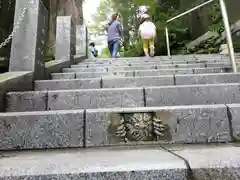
[
  {"xmin": 166, "ymin": 0, "xmax": 213, "ymax": 23},
  {"xmin": 165, "ymin": 0, "xmax": 237, "ymax": 72}
]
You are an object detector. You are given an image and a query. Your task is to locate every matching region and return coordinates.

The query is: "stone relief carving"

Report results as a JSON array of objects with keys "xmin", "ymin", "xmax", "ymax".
[{"xmin": 108, "ymin": 111, "xmax": 172, "ymax": 142}]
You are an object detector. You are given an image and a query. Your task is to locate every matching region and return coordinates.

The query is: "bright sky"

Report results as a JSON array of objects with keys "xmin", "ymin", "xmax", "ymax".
[
  {"xmin": 83, "ymin": 0, "xmax": 100, "ymax": 24},
  {"xmin": 83, "ymin": 0, "xmax": 106, "ymax": 52}
]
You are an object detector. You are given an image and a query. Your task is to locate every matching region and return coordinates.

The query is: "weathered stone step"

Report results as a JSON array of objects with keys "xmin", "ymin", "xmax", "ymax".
[
  {"xmin": 70, "ymin": 63, "xmax": 231, "ymax": 72},
  {"xmin": 0, "ymin": 104, "xmax": 239, "ymax": 150},
  {"xmin": 82, "ymin": 55, "xmax": 228, "ymax": 62},
  {"xmin": 6, "ymin": 83, "xmax": 240, "ymax": 112},
  {"xmin": 35, "ymin": 73, "xmax": 240, "ymax": 90},
  {"xmin": 60, "ymin": 67, "xmax": 229, "ymax": 79},
  {"xmin": 52, "ymin": 67, "xmax": 229, "ymax": 80},
  {"xmin": 0, "ymin": 145, "xmax": 239, "ymax": 179},
  {"xmin": 79, "ymin": 59, "xmax": 231, "ymax": 65}
]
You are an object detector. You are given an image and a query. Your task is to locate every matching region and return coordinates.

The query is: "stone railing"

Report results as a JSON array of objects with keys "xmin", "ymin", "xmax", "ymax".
[{"xmin": 0, "ymin": 0, "xmax": 88, "ymax": 111}]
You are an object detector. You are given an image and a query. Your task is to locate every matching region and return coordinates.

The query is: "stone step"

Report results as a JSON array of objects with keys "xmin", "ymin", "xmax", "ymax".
[
  {"xmin": 51, "ymin": 67, "xmax": 230, "ymax": 80},
  {"xmin": 0, "ymin": 104, "xmax": 239, "ymax": 150},
  {"xmin": 35, "ymin": 73, "xmax": 240, "ymax": 91},
  {"xmin": 0, "ymin": 145, "xmax": 240, "ymax": 179},
  {"xmin": 5, "ymin": 83, "xmax": 240, "ymax": 112},
  {"xmin": 60, "ymin": 67, "xmax": 230, "ymax": 79},
  {"xmin": 70, "ymin": 63, "xmax": 231, "ymax": 72},
  {"xmin": 79, "ymin": 59, "xmax": 231, "ymax": 65},
  {"xmin": 82, "ymin": 55, "xmax": 228, "ymax": 62}
]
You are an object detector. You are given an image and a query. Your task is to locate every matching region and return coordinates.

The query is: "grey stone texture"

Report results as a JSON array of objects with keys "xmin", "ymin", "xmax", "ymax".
[
  {"xmin": 0, "ymin": 72, "xmax": 33, "ymax": 112},
  {"xmin": 63, "ymin": 67, "xmax": 108, "ymax": 73},
  {"xmin": 55, "ymin": 16, "xmax": 75, "ymax": 63},
  {"xmin": 193, "ymin": 67, "xmax": 229, "ymax": 74},
  {"xmin": 145, "ymin": 83, "xmax": 240, "ymax": 107},
  {"xmin": 85, "ymin": 105, "xmax": 231, "ymax": 147},
  {"xmin": 70, "ymin": 63, "xmax": 231, "ymax": 72},
  {"xmin": 226, "ymin": 104, "xmax": 240, "ymax": 140},
  {"xmin": 102, "ymin": 76, "xmax": 174, "ymax": 88},
  {"xmin": 0, "ymin": 147, "xmax": 188, "ymax": 179},
  {"xmin": 135, "ymin": 69, "xmax": 193, "ymax": 76},
  {"xmin": 172, "ymin": 145, "xmax": 240, "ymax": 179},
  {"xmin": 35, "ymin": 78, "xmax": 101, "ymax": 90},
  {"xmin": 0, "ymin": 110, "xmax": 84, "ymax": 150},
  {"xmin": 6, "ymin": 91, "xmax": 47, "ymax": 112},
  {"xmin": 9, "ymin": 0, "xmax": 48, "ymax": 80},
  {"xmin": 75, "ymin": 71, "xmax": 134, "ymax": 79},
  {"xmin": 48, "ymin": 88, "xmax": 144, "ymax": 110},
  {"xmin": 44, "ymin": 60, "xmax": 70, "ymax": 79},
  {"xmin": 76, "ymin": 25, "xmax": 87, "ymax": 56},
  {"xmin": 51, "ymin": 72, "xmax": 75, "ymax": 80},
  {"xmin": 175, "ymin": 73, "xmax": 240, "ymax": 85}
]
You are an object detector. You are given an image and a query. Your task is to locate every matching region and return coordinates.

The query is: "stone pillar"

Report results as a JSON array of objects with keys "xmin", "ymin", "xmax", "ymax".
[
  {"xmin": 55, "ymin": 16, "xmax": 75, "ymax": 63},
  {"xmin": 9, "ymin": 0, "xmax": 48, "ymax": 80},
  {"xmin": 76, "ymin": 25, "xmax": 87, "ymax": 56}
]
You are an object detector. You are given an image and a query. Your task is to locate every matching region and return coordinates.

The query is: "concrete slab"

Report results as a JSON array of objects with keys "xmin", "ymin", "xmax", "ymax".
[
  {"xmin": 6, "ymin": 91, "xmax": 47, "ymax": 112},
  {"xmin": 0, "ymin": 110, "xmax": 84, "ymax": 150},
  {"xmin": 226, "ymin": 104, "xmax": 240, "ymax": 141},
  {"xmin": 35, "ymin": 78, "xmax": 101, "ymax": 91},
  {"xmin": 175, "ymin": 73, "xmax": 240, "ymax": 85},
  {"xmin": 145, "ymin": 83, "xmax": 240, "ymax": 107},
  {"xmin": 102, "ymin": 76, "xmax": 174, "ymax": 88},
  {"xmin": 0, "ymin": 146, "xmax": 188, "ymax": 179},
  {"xmin": 170, "ymin": 145, "xmax": 240, "ymax": 179},
  {"xmin": 51, "ymin": 72, "xmax": 75, "ymax": 80},
  {"xmin": 48, "ymin": 88, "xmax": 144, "ymax": 110},
  {"xmin": 75, "ymin": 71, "xmax": 134, "ymax": 79},
  {"xmin": 85, "ymin": 105, "xmax": 231, "ymax": 147}
]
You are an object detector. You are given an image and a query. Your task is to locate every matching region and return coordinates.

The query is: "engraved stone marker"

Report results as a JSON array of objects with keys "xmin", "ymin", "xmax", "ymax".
[
  {"xmin": 76, "ymin": 25, "xmax": 87, "ymax": 56},
  {"xmin": 55, "ymin": 16, "xmax": 76, "ymax": 63},
  {"xmin": 9, "ymin": 0, "xmax": 48, "ymax": 80}
]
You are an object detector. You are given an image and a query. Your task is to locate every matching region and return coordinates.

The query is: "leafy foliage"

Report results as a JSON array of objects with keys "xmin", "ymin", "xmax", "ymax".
[{"xmin": 90, "ymin": 0, "xmax": 229, "ymax": 57}]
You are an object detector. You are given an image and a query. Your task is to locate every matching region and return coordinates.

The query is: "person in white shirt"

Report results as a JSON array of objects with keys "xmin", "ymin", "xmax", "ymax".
[{"xmin": 138, "ymin": 14, "xmax": 156, "ymax": 57}]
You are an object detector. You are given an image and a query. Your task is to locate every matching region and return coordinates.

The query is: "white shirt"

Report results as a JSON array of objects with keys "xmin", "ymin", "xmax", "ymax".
[{"xmin": 139, "ymin": 21, "xmax": 156, "ymax": 39}]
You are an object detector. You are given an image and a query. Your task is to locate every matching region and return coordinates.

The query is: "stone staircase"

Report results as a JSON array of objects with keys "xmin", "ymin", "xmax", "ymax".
[{"xmin": 1, "ymin": 54, "xmax": 240, "ymax": 179}]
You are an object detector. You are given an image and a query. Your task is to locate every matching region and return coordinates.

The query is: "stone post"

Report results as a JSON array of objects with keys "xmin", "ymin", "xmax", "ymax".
[
  {"xmin": 9, "ymin": 0, "xmax": 48, "ymax": 80},
  {"xmin": 76, "ymin": 25, "xmax": 88, "ymax": 57},
  {"xmin": 55, "ymin": 16, "xmax": 76, "ymax": 63}
]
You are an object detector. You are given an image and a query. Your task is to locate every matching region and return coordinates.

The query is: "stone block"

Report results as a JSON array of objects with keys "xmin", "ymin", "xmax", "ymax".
[
  {"xmin": 145, "ymin": 84, "xmax": 240, "ymax": 107},
  {"xmin": 51, "ymin": 73, "xmax": 75, "ymax": 80},
  {"xmin": 63, "ymin": 67, "xmax": 108, "ymax": 73},
  {"xmin": 0, "ymin": 146, "xmax": 188, "ymax": 179},
  {"xmin": 172, "ymin": 146, "xmax": 240, "ymax": 179},
  {"xmin": 0, "ymin": 72, "xmax": 33, "ymax": 112},
  {"xmin": 9, "ymin": 0, "xmax": 48, "ymax": 80},
  {"xmin": 75, "ymin": 72, "xmax": 109, "ymax": 79},
  {"xmin": 102, "ymin": 76, "xmax": 174, "ymax": 88},
  {"xmin": 56, "ymin": 16, "xmax": 75, "ymax": 63},
  {"xmin": 206, "ymin": 62, "xmax": 231, "ymax": 68},
  {"xmin": 226, "ymin": 104, "xmax": 240, "ymax": 140},
  {"xmin": 85, "ymin": 105, "xmax": 231, "ymax": 147},
  {"xmin": 175, "ymin": 73, "xmax": 240, "ymax": 85},
  {"xmin": 193, "ymin": 67, "xmax": 227, "ymax": 74},
  {"xmin": 0, "ymin": 110, "xmax": 84, "ymax": 150},
  {"xmin": 135, "ymin": 69, "xmax": 193, "ymax": 77},
  {"xmin": 35, "ymin": 78, "xmax": 101, "ymax": 91},
  {"xmin": 75, "ymin": 71, "xmax": 134, "ymax": 79},
  {"xmin": 45, "ymin": 60, "xmax": 70, "ymax": 79},
  {"xmin": 186, "ymin": 31, "xmax": 219, "ymax": 49},
  {"xmin": 76, "ymin": 25, "xmax": 87, "ymax": 56},
  {"xmin": 158, "ymin": 64, "xmax": 205, "ymax": 69},
  {"xmin": 6, "ymin": 91, "xmax": 47, "ymax": 112},
  {"xmin": 48, "ymin": 88, "xmax": 144, "ymax": 110}
]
